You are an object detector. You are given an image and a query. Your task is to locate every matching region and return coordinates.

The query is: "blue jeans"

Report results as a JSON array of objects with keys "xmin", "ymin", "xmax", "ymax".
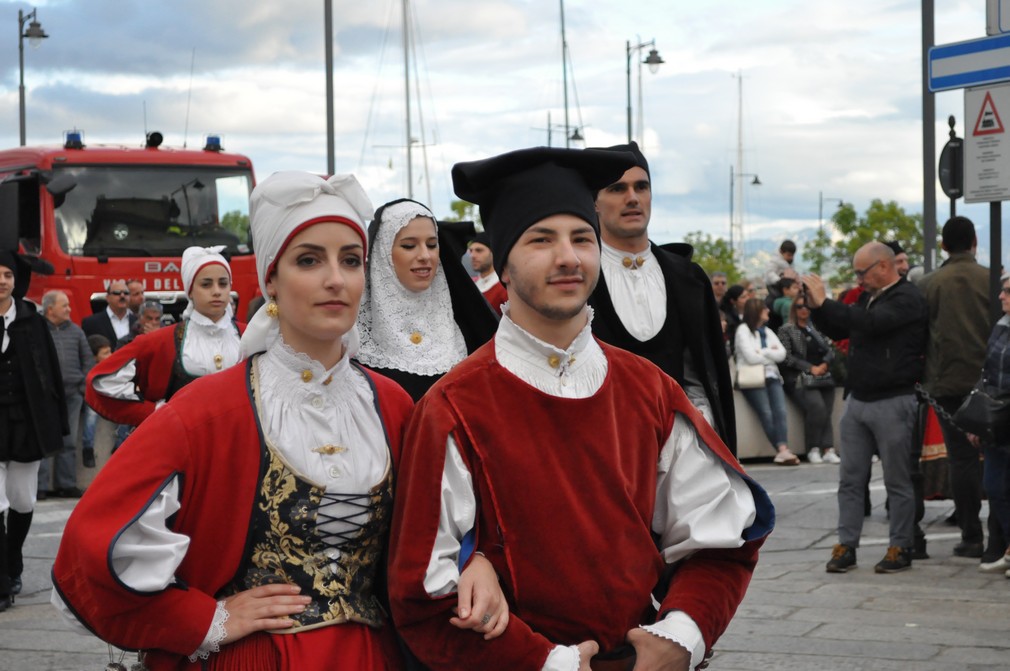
[
  {"xmin": 741, "ymin": 377, "xmax": 789, "ymax": 447},
  {"xmin": 983, "ymin": 445, "xmax": 1010, "ymax": 542},
  {"xmin": 82, "ymin": 405, "xmax": 128, "ymax": 452}
]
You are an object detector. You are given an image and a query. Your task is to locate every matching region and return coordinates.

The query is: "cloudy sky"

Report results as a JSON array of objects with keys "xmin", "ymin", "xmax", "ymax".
[{"xmin": 0, "ymin": 0, "xmax": 1001, "ymax": 264}]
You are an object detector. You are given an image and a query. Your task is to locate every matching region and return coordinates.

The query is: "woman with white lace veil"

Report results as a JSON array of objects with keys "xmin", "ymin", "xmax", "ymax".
[
  {"xmin": 356, "ymin": 198, "xmax": 498, "ymax": 400},
  {"xmin": 52, "ymin": 173, "xmax": 507, "ymax": 671}
]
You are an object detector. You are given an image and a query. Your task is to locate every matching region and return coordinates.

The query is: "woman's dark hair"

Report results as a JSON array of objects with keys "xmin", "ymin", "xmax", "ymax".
[
  {"xmin": 742, "ymin": 297, "xmax": 766, "ymax": 332},
  {"xmin": 720, "ymin": 284, "xmax": 745, "ymax": 312}
]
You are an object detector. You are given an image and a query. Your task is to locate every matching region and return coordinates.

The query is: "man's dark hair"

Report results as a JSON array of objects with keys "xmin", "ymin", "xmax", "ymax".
[
  {"xmin": 778, "ymin": 277, "xmax": 797, "ymax": 291},
  {"xmin": 941, "ymin": 216, "xmax": 976, "ymax": 253},
  {"xmin": 780, "ymin": 240, "xmax": 797, "ymax": 254}
]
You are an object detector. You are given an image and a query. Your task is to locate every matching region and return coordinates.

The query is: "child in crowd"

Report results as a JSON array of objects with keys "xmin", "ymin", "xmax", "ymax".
[{"xmin": 80, "ymin": 335, "xmax": 111, "ymax": 469}]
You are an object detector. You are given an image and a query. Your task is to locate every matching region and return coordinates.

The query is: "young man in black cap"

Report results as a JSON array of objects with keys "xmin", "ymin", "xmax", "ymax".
[
  {"xmin": 589, "ymin": 142, "xmax": 736, "ymax": 453},
  {"xmin": 0, "ymin": 250, "xmax": 69, "ymax": 611},
  {"xmin": 388, "ymin": 147, "xmax": 773, "ymax": 671},
  {"xmin": 468, "ymin": 231, "xmax": 507, "ymax": 316}
]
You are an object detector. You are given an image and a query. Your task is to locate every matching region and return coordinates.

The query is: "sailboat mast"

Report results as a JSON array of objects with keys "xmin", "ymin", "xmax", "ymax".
[
  {"xmin": 560, "ymin": 0, "xmax": 570, "ymax": 149},
  {"xmin": 403, "ymin": 0, "xmax": 413, "ymax": 198}
]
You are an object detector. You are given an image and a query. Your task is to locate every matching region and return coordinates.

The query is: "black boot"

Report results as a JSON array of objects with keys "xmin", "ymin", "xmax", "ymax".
[
  {"xmin": 982, "ymin": 514, "xmax": 1007, "ymax": 563},
  {"xmin": 0, "ymin": 514, "xmax": 11, "ymax": 612},
  {"xmin": 6, "ymin": 509, "xmax": 33, "ymax": 593}
]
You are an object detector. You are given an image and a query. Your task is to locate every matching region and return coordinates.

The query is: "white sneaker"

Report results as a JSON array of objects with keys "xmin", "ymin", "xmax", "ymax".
[
  {"xmin": 981, "ymin": 553, "xmax": 1010, "ymax": 573},
  {"xmin": 822, "ymin": 448, "xmax": 841, "ymax": 464},
  {"xmin": 807, "ymin": 447, "xmax": 824, "ymax": 464}
]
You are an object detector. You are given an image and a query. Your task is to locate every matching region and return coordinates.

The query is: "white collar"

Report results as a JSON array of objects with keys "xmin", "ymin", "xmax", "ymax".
[
  {"xmin": 496, "ymin": 305, "xmax": 600, "ymax": 379},
  {"xmin": 2, "ymin": 300, "xmax": 14, "ymax": 325},
  {"xmin": 106, "ymin": 305, "xmax": 131, "ymax": 323},
  {"xmin": 601, "ymin": 241, "xmax": 653, "ymax": 270},
  {"xmin": 189, "ymin": 306, "xmax": 235, "ymax": 333}
]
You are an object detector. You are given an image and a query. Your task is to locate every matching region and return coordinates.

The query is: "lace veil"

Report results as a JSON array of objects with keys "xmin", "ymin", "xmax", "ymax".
[{"xmin": 356, "ymin": 200, "xmax": 467, "ymax": 375}]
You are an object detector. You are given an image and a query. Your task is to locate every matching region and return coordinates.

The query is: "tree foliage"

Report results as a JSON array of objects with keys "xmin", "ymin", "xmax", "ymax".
[
  {"xmin": 803, "ymin": 199, "xmax": 936, "ymax": 285},
  {"xmin": 684, "ymin": 231, "xmax": 743, "ymax": 283},
  {"xmin": 442, "ymin": 200, "xmax": 480, "ymax": 227}
]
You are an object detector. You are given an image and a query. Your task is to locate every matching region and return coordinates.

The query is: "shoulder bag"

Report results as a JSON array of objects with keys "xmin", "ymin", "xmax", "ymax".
[{"xmin": 952, "ymin": 383, "xmax": 1010, "ymax": 444}]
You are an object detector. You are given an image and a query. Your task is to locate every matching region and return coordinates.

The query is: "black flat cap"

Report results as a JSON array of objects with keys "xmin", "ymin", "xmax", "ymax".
[{"xmin": 452, "ymin": 147, "xmax": 637, "ymax": 276}]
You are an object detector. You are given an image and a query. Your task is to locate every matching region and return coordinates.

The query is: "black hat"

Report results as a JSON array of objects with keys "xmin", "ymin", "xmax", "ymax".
[
  {"xmin": 469, "ymin": 231, "xmax": 491, "ymax": 248},
  {"xmin": 0, "ymin": 250, "xmax": 33, "ymax": 300},
  {"xmin": 883, "ymin": 240, "xmax": 905, "ymax": 256},
  {"xmin": 452, "ymin": 147, "xmax": 637, "ymax": 276},
  {"xmin": 594, "ymin": 140, "xmax": 649, "ymax": 177}
]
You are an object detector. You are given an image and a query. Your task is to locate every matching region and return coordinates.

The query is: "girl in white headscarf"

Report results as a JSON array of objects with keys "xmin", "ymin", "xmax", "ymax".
[
  {"xmin": 84, "ymin": 245, "xmax": 244, "ymax": 428},
  {"xmin": 54, "ymin": 173, "xmax": 507, "ymax": 671},
  {"xmin": 356, "ymin": 198, "xmax": 497, "ymax": 400}
]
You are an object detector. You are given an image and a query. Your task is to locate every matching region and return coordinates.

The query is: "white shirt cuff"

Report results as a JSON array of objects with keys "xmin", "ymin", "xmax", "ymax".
[
  {"xmin": 542, "ymin": 644, "xmax": 581, "ymax": 671},
  {"xmin": 641, "ymin": 610, "xmax": 705, "ymax": 670}
]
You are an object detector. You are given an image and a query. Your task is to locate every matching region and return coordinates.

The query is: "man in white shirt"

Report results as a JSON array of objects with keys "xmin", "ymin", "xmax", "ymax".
[
  {"xmin": 588, "ymin": 142, "xmax": 736, "ymax": 453},
  {"xmin": 82, "ymin": 280, "xmax": 137, "ymax": 351},
  {"xmin": 388, "ymin": 147, "xmax": 773, "ymax": 671}
]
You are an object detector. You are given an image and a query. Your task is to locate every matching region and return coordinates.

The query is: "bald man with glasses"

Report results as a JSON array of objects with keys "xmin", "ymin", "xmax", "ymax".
[{"xmin": 802, "ymin": 242, "xmax": 928, "ymax": 574}]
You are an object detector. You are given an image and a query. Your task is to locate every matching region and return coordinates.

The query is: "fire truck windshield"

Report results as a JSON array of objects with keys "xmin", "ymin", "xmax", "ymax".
[{"xmin": 52, "ymin": 166, "xmax": 253, "ymax": 257}]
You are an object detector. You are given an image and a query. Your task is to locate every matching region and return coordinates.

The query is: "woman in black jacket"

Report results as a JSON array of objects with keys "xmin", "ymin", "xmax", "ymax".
[
  {"xmin": 0, "ymin": 250, "xmax": 69, "ymax": 611},
  {"xmin": 778, "ymin": 296, "xmax": 839, "ymax": 464}
]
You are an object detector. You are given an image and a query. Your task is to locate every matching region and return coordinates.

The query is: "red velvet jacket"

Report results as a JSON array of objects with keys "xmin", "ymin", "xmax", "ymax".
[
  {"xmin": 54, "ymin": 358, "xmax": 413, "ymax": 669},
  {"xmin": 86, "ymin": 320, "xmax": 245, "ymax": 426},
  {"xmin": 388, "ymin": 341, "xmax": 773, "ymax": 670}
]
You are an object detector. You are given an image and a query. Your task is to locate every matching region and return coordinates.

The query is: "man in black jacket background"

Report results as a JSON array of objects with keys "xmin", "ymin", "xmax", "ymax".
[
  {"xmin": 0, "ymin": 250, "xmax": 69, "ymax": 611},
  {"xmin": 589, "ymin": 142, "xmax": 735, "ymax": 454},
  {"xmin": 804, "ymin": 242, "xmax": 927, "ymax": 574}
]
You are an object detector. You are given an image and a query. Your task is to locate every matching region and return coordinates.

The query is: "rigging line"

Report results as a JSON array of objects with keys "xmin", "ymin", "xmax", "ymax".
[
  {"xmin": 408, "ymin": 3, "xmax": 433, "ymax": 207},
  {"xmin": 412, "ymin": 10, "xmax": 450, "ymax": 209},
  {"xmin": 358, "ymin": 0, "xmax": 398, "ymax": 173},
  {"xmin": 183, "ymin": 47, "xmax": 196, "ymax": 148}
]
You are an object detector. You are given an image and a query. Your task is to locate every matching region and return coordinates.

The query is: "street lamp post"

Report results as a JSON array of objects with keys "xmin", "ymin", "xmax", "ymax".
[
  {"xmin": 625, "ymin": 38, "xmax": 663, "ymax": 145},
  {"xmin": 729, "ymin": 166, "xmax": 761, "ymax": 260},
  {"xmin": 18, "ymin": 8, "xmax": 48, "ymax": 147},
  {"xmin": 818, "ymin": 191, "xmax": 844, "ymax": 232}
]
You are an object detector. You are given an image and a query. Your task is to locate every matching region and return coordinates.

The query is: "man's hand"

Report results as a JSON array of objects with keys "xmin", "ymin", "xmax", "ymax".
[
  {"xmin": 450, "ymin": 553, "xmax": 509, "ymax": 639},
  {"xmin": 220, "ymin": 584, "xmax": 310, "ymax": 644},
  {"xmin": 800, "ymin": 274, "xmax": 827, "ymax": 308},
  {"xmin": 811, "ymin": 363, "xmax": 829, "ymax": 376},
  {"xmin": 627, "ymin": 627, "xmax": 690, "ymax": 671},
  {"xmin": 577, "ymin": 640, "xmax": 600, "ymax": 670}
]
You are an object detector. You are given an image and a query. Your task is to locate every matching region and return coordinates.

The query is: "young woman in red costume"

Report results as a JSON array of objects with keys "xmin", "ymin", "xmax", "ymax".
[
  {"xmin": 85, "ymin": 244, "xmax": 245, "ymax": 428},
  {"xmin": 53, "ymin": 172, "xmax": 507, "ymax": 670}
]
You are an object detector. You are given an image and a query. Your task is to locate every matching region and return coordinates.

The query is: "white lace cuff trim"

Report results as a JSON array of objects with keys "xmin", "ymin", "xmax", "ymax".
[
  {"xmin": 189, "ymin": 600, "xmax": 230, "ymax": 662},
  {"xmin": 541, "ymin": 644, "xmax": 581, "ymax": 671}
]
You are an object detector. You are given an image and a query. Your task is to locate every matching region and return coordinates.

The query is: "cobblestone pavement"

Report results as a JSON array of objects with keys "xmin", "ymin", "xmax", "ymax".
[{"xmin": 3, "ymin": 457, "xmax": 1008, "ymax": 670}]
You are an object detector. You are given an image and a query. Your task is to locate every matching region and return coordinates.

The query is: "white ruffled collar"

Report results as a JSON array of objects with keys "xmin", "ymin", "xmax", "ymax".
[{"xmin": 496, "ymin": 304, "xmax": 598, "ymax": 378}]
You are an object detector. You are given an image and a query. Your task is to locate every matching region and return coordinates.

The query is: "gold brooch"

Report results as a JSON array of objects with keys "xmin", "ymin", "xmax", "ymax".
[
  {"xmin": 213, "ymin": 354, "xmax": 223, "ymax": 370},
  {"xmin": 409, "ymin": 331, "xmax": 423, "ymax": 344},
  {"xmin": 312, "ymin": 444, "xmax": 348, "ymax": 455},
  {"xmin": 301, "ymin": 369, "xmax": 313, "ymax": 383},
  {"xmin": 622, "ymin": 256, "xmax": 646, "ymax": 269},
  {"xmin": 322, "ymin": 374, "xmax": 333, "ymax": 386},
  {"xmin": 547, "ymin": 354, "xmax": 576, "ymax": 369}
]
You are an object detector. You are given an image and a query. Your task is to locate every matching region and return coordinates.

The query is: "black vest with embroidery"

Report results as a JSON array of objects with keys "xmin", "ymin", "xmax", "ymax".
[
  {"xmin": 223, "ymin": 365, "xmax": 395, "ymax": 632},
  {"xmin": 164, "ymin": 321, "xmax": 201, "ymax": 402}
]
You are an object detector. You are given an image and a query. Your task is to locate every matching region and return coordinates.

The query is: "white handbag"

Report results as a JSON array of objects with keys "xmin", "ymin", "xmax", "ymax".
[{"xmin": 735, "ymin": 362, "xmax": 767, "ymax": 389}]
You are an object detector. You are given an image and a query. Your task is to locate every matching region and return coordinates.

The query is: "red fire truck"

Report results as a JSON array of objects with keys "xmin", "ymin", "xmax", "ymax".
[{"xmin": 0, "ymin": 131, "xmax": 259, "ymax": 324}]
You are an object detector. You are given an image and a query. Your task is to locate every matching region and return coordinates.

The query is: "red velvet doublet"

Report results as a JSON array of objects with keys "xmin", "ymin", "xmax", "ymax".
[{"xmin": 389, "ymin": 339, "xmax": 771, "ymax": 670}]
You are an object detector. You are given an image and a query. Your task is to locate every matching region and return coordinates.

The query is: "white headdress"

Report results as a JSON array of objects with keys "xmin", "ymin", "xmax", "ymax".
[
  {"xmin": 180, "ymin": 245, "xmax": 232, "ymax": 320},
  {"xmin": 239, "ymin": 172, "xmax": 373, "ymax": 358}
]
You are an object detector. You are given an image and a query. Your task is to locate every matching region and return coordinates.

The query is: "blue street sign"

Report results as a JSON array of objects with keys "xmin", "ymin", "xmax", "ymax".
[{"xmin": 930, "ymin": 33, "xmax": 1010, "ymax": 92}]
